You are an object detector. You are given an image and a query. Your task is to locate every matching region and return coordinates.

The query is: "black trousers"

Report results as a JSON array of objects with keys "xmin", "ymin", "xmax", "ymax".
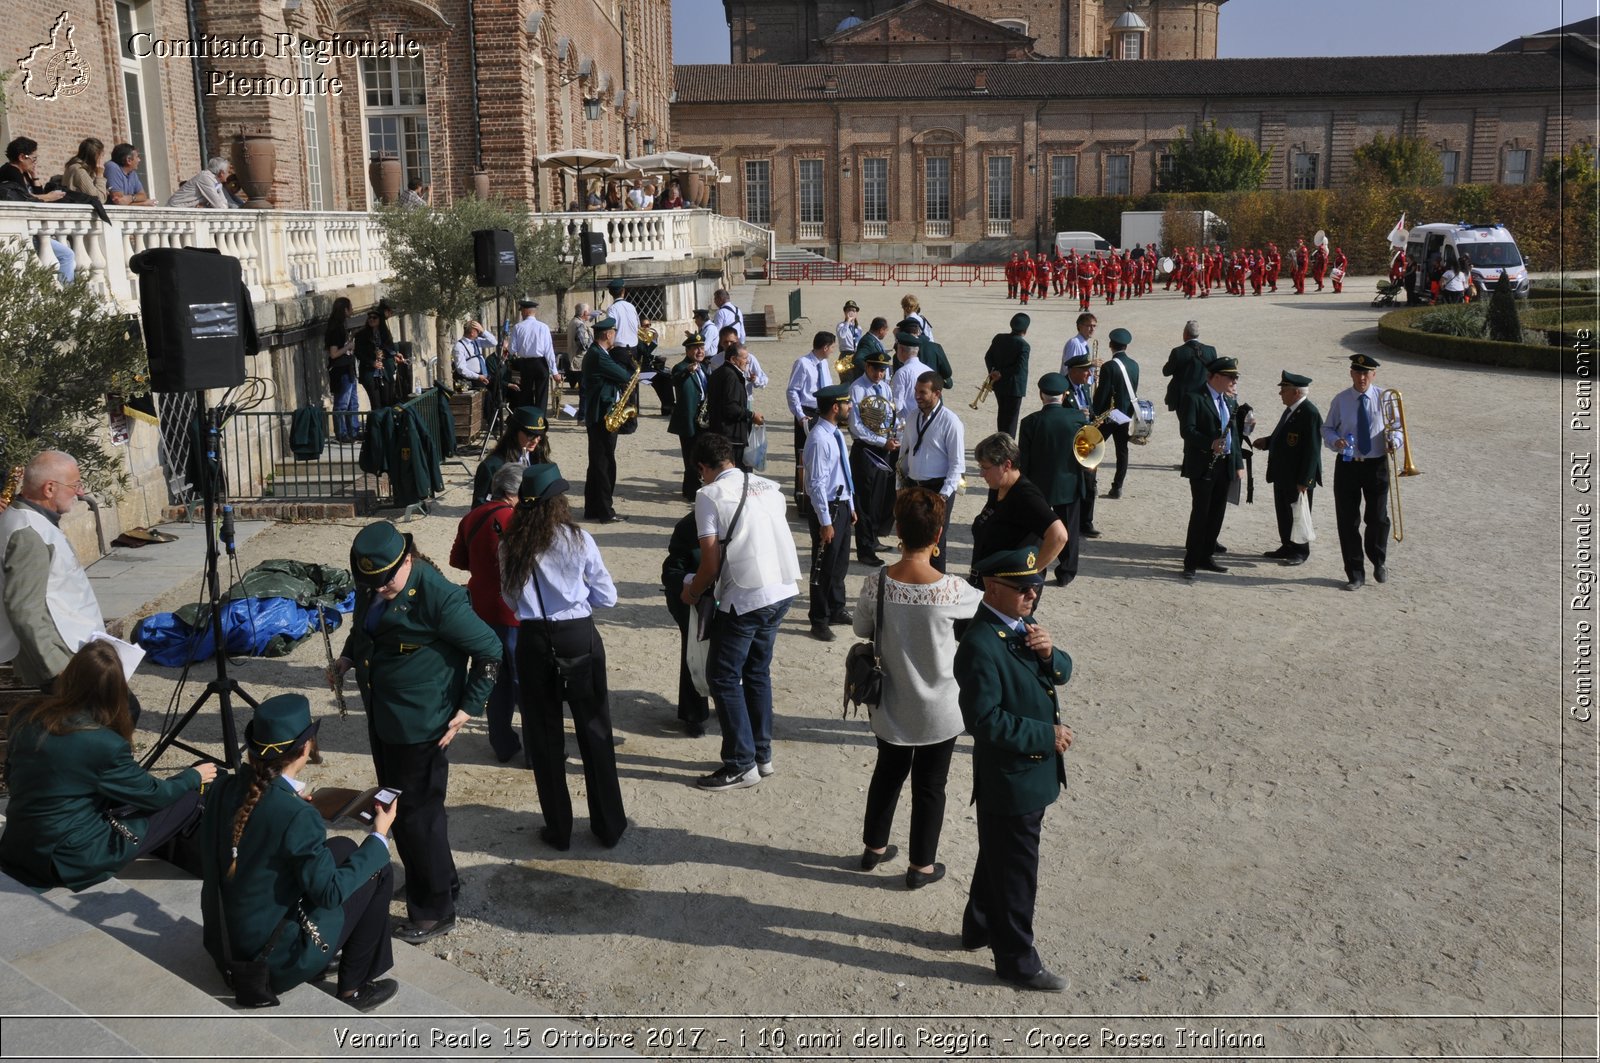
[
  {"xmin": 1333, "ymin": 459, "xmax": 1389, "ymax": 576},
  {"xmin": 914, "ymin": 479, "xmax": 954, "ymax": 573},
  {"xmin": 678, "ymin": 434, "xmax": 699, "ymax": 502},
  {"xmin": 849, "ymin": 441, "xmax": 896, "ymax": 557},
  {"xmin": 516, "ymin": 616, "xmax": 627, "ymax": 848},
  {"xmin": 1183, "ymin": 463, "xmax": 1232, "ymax": 570},
  {"xmin": 806, "ymin": 499, "xmax": 853, "ymax": 624},
  {"xmin": 963, "ymin": 807, "xmax": 1045, "ymax": 979},
  {"xmin": 1104, "ymin": 420, "xmax": 1131, "ymax": 491},
  {"xmin": 359, "ymin": 371, "xmax": 387, "ymax": 412},
  {"xmin": 862, "ymin": 737, "xmax": 956, "ymax": 868},
  {"xmin": 516, "ymin": 359, "xmax": 551, "ymax": 412},
  {"xmin": 665, "ymin": 595, "xmax": 711, "ymax": 726},
  {"xmin": 1272, "ymin": 481, "xmax": 1314, "ymax": 558},
  {"xmin": 1050, "ymin": 501, "xmax": 1082, "ymax": 582},
  {"xmin": 368, "ymin": 731, "xmax": 457, "ymax": 924},
  {"xmin": 324, "ymin": 836, "xmax": 395, "ymax": 995},
  {"xmin": 130, "ymin": 788, "xmax": 205, "ymax": 875},
  {"xmin": 995, "ymin": 393, "xmax": 1022, "ymax": 438},
  {"xmin": 583, "ymin": 422, "xmax": 619, "ymax": 520}
]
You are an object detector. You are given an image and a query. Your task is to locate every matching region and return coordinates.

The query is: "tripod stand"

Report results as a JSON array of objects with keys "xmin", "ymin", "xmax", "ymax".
[
  {"xmin": 479, "ymin": 284, "xmax": 513, "ymax": 462},
  {"xmin": 141, "ymin": 401, "xmax": 257, "ymax": 771}
]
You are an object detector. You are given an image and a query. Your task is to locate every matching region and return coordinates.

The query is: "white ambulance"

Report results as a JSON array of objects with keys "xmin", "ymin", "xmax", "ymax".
[{"xmin": 1403, "ymin": 222, "xmax": 1531, "ymax": 303}]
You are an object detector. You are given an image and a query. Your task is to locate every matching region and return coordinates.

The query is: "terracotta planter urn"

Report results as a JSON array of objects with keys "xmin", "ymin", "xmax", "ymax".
[
  {"xmin": 473, "ymin": 169, "xmax": 490, "ymax": 199},
  {"xmin": 233, "ymin": 130, "xmax": 276, "ymax": 209},
  {"xmin": 369, "ymin": 153, "xmax": 403, "ymax": 205}
]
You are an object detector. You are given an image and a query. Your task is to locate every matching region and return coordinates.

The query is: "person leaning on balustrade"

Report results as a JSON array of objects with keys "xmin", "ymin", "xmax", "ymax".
[{"xmin": 166, "ymin": 156, "xmax": 238, "ymax": 209}]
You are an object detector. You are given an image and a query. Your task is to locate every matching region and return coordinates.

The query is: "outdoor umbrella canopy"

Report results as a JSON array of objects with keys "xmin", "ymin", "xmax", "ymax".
[
  {"xmin": 537, "ymin": 149, "xmax": 624, "ymax": 208},
  {"xmin": 624, "ymin": 151, "xmax": 716, "ymax": 174}
]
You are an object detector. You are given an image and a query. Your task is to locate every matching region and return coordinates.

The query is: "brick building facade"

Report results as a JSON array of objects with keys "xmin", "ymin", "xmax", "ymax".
[
  {"xmin": 673, "ymin": 41, "xmax": 1596, "ymax": 261},
  {"xmin": 6, "ymin": 0, "xmax": 673, "ymax": 211}
]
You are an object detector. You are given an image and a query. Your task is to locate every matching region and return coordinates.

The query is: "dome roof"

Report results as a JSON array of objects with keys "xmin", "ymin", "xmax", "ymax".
[
  {"xmin": 835, "ymin": 14, "xmax": 863, "ymax": 31},
  {"xmin": 1112, "ymin": 9, "xmax": 1148, "ymax": 30}
]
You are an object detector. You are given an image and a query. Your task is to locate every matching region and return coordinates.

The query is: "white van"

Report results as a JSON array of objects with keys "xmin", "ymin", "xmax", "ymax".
[
  {"xmin": 1404, "ymin": 222, "xmax": 1531, "ymax": 302},
  {"xmin": 1054, "ymin": 231, "xmax": 1113, "ymax": 255}
]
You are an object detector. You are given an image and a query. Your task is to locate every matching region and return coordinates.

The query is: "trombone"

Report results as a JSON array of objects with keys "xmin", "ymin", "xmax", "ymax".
[{"xmin": 1379, "ymin": 387, "xmax": 1420, "ymax": 542}]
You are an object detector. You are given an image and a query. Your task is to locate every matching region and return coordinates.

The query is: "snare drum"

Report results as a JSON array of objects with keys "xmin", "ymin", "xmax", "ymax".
[{"xmin": 1130, "ymin": 398, "xmax": 1157, "ymax": 444}]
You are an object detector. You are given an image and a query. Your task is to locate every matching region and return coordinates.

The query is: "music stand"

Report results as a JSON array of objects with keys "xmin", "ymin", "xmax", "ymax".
[{"xmin": 141, "ymin": 402, "xmax": 256, "ymax": 771}]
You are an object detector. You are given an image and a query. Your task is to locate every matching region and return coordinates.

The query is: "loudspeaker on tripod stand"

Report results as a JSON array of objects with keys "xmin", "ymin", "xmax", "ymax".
[
  {"xmin": 473, "ymin": 228, "xmax": 518, "ymax": 287},
  {"xmin": 580, "ymin": 230, "xmax": 607, "ymax": 266},
  {"xmin": 128, "ymin": 247, "xmax": 254, "ymax": 393}
]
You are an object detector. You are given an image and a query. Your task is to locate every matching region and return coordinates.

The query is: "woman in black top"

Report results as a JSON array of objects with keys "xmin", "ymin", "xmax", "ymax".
[
  {"xmin": 968, "ymin": 433, "xmax": 1067, "ymax": 586},
  {"xmin": 2, "ymin": 136, "xmax": 75, "ymax": 283},
  {"xmin": 325, "ymin": 297, "xmax": 359, "ymax": 441}
]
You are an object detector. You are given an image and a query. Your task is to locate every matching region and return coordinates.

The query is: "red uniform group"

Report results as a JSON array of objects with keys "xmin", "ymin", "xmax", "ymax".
[{"xmin": 1003, "ymin": 237, "xmax": 1348, "ymax": 305}]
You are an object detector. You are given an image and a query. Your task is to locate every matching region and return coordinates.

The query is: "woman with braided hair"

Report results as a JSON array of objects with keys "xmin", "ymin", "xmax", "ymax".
[
  {"xmin": 500, "ymin": 463, "xmax": 626, "ymax": 851},
  {"xmin": 0, "ymin": 641, "xmax": 213, "ymax": 890},
  {"xmin": 199, "ymin": 694, "xmax": 399, "ymax": 1010}
]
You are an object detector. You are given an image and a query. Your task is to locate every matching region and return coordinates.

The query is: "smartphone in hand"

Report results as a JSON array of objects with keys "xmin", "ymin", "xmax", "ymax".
[{"xmin": 357, "ymin": 787, "xmax": 402, "ymax": 823}]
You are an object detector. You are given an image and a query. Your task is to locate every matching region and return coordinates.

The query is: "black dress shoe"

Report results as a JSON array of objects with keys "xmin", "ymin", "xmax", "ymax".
[
  {"xmin": 1211, "ymin": 543, "xmax": 1229, "ymax": 554},
  {"xmin": 1105, "ymin": 487, "xmax": 1122, "ymax": 499},
  {"xmin": 601, "ymin": 515, "xmax": 628, "ymax": 524},
  {"xmin": 1282, "ymin": 554, "xmax": 1306, "ymax": 566},
  {"xmin": 1181, "ymin": 568, "xmax": 1196, "ymax": 581},
  {"xmin": 999, "ymin": 967, "xmax": 1070, "ymax": 992},
  {"xmin": 810, "ymin": 623, "xmax": 835, "ymax": 642},
  {"xmin": 829, "ymin": 609, "xmax": 853, "ymax": 626},
  {"xmin": 1373, "ymin": 564, "xmax": 1388, "ymax": 583},
  {"xmin": 905, "ymin": 863, "xmax": 945, "ymax": 890},
  {"xmin": 685, "ymin": 720, "xmax": 706, "ymax": 738},
  {"xmin": 539, "ymin": 826, "xmax": 571, "ymax": 851},
  {"xmin": 1346, "ymin": 573, "xmax": 1366, "ymax": 591},
  {"xmin": 859, "ymin": 844, "xmax": 896, "ymax": 870},
  {"xmin": 1262, "ymin": 546, "xmax": 1289, "ymax": 559},
  {"xmin": 340, "ymin": 978, "xmax": 400, "ymax": 1012},
  {"xmin": 1081, "ymin": 526, "xmax": 1102, "ymax": 539},
  {"xmin": 1053, "ymin": 569, "xmax": 1072, "ymax": 587},
  {"xmin": 959, "ymin": 934, "xmax": 989, "ymax": 952},
  {"xmin": 857, "ymin": 553, "xmax": 884, "ymax": 566},
  {"xmin": 1197, "ymin": 560, "xmax": 1228, "ymax": 573},
  {"xmin": 392, "ymin": 915, "xmax": 456, "ymax": 943}
]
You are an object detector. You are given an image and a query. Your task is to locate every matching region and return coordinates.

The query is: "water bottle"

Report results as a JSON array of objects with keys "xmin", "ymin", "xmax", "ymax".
[{"xmin": 1340, "ymin": 433, "xmax": 1355, "ymax": 462}]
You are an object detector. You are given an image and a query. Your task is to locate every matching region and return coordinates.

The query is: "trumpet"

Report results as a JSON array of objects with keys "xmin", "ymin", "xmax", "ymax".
[
  {"xmin": 1380, "ymin": 387, "xmax": 1419, "ymax": 542},
  {"xmin": 970, "ymin": 378, "xmax": 994, "ymax": 409}
]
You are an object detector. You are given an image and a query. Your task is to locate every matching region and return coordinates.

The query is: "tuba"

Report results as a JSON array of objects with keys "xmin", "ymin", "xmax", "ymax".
[
  {"xmin": 604, "ymin": 364, "xmax": 641, "ymax": 432},
  {"xmin": 1380, "ymin": 387, "xmax": 1419, "ymax": 542}
]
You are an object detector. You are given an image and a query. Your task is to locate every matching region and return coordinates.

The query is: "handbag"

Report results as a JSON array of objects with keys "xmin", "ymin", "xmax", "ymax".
[
  {"xmin": 842, "ymin": 569, "xmax": 887, "ymax": 717},
  {"xmin": 529, "ymin": 567, "xmax": 595, "ymax": 701},
  {"xmin": 746, "ymin": 424, "xmax": 768, "ymax": 471},
  {"xmin": 212, "ymin": 873, "xmax": 297, "ymax": 1009}
]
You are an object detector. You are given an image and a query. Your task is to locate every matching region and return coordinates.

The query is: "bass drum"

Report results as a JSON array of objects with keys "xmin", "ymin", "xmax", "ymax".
[{"xmin": 1129, "ymin": 398, "xmax": 1157, "ymax": 444}]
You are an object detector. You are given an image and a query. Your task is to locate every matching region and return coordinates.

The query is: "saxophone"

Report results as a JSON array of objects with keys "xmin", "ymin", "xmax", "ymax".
[{"xmin": 604, "ymin": 364, "xmax": 641, "ymax": 432}]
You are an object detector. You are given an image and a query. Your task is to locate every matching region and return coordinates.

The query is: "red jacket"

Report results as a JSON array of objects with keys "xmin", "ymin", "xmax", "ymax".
[{"xmin": 449, "ymin": 499, "xmax": 518, "ymax": 626}]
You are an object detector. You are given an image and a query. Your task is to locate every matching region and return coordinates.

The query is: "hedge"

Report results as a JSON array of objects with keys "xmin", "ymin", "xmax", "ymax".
[
  {"xmin": 1053, "ymin": 183, "xmax": 1594, "ymax": 276},
  {"xmin": 1377, "ymin": 304, "xmax": 1575, "ymax": 372}
]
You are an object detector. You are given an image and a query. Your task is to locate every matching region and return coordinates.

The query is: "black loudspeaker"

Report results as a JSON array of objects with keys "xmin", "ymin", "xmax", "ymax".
[
  {"xmin": 580, "ymin": 230, "xmax": 607, "ymax": 267},
  {"xmin": 129, "ymin": 247, "xmax": 249, "ymax": 393},
  {"xmin": 473, "ymin": 228, "xmax": 518, "ymax": 287}
]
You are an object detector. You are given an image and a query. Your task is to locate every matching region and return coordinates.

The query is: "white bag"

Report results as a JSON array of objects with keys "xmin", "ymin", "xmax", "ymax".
[
  {"xmin": 1291, "ymin": 492, "xmax": 1316, "ymax": 544},
  {"xmin": 746, "ymin": 424, "xmax": 769, "ymax": 470},
  {"xmin": 686, "ymin": 628, "xmax": 711, "ymax": 697}
]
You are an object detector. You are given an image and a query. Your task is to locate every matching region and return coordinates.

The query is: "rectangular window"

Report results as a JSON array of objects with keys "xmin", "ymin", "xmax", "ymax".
[
  {"xmin": 1105, "ymin": 154, "xmax": 1130, "ymax": 195},
  {"xmin": 1440, "ymin": 150, "xmax": 1459, "ymax": 186},
  {"xmin": 862, "ymin": 157, "xmax": 888, "ymax": 224},
  {"xmin": 924, "ymin": 157, "xmax": 951, "ymax": 221},
  {"xmin": 1503, "ymin": 148, "xmax": 1531, "ymax": 185},
  {"xmin": 1157, "ymin": 153, "xmax": 1175, "ymax": 185},
  {"xmin": 1120, "ymin": 34, "xmax": 1142, "ymax": 60},
  {"xmin": 1049, "ymin": 155, "xmax": 1077, "ymax": 200},
  {"xmin": 743, "ymin": 160, "xmax": 770, "ymax": 225},
  {"xmin": 798, "ymin": 158, "xmax": 825, "ymax": 225},
  {"xmin": 1291, "ymin": 152, "xmax": 1319, "ymax": 190},
  {"xmin": 986, "ymin": 156, "xmax": 1013, "ymax": 220},
  {"xmin": 362, "ymin": 57, "xmax": 430, "ymax": 189},
  {"xmin": 116, "ymin": 0, "xmax": 162, "ymax": 196}
]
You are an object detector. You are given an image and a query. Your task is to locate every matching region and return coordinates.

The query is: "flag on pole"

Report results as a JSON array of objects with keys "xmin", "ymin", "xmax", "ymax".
[{"xmin": 1386, "ymin": 212, "xmax": 1409, "ymax": 249}]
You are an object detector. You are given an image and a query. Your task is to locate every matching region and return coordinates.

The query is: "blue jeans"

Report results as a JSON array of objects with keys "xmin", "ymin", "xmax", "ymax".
[
  {"xmin": 707, "ymin": 597, "xmax": 792, "ymax": 772},
  {"xmin": 51, "ymin": 239, "xmax": 75, "ymax": 284},
  {"xmin": 487, "ymin": 623, "xmax": 522, "ymax": 762},
  {"xmin": 333, "ymin": 372, "xmax": 360, "ymax": 439}
]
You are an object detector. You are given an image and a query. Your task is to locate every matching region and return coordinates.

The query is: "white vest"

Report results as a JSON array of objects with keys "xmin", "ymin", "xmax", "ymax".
[
  {"xmin": 702, "ymin": 473, "xmax": 800, "ymax": 595},
  {"xmin": 0, "ymin": 504, "xmax": 104, "ymax": 665}
]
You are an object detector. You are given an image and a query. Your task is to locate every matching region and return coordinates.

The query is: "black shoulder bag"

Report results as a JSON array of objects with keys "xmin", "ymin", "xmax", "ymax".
[
  {"xmin": 529, "ymin": 559, "xmax": 596, "ymax": 702},
  {"xmin": 842, "ymin": 570, "xmax": 887, "ymax": 717},
  {"xmin": 213, "ymin": 875, "xmax": 297, "ymax": 1008}
]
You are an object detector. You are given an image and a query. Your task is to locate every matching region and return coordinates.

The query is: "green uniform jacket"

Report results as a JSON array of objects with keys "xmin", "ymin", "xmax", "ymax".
[
  {"xmin": 199, "ymin": 772, "xmax": 390, "ymax": 992},
  {"xmin": 954, "ymin": 608, "xmax": 1071, "ymax": 817},
  {"xmin": 1265, "ymin": 400, "xmax": 1324, "ymax": 490},
  {"xmin": 983, "ymin": 333, "xmax": 1030, "ymax": 398},
  {"xmin": 0, "ymin": 717, "xmax": 202, "ymax": 890},
  {"xmin": 1179, "ymin": 388, "xmax": 1244, "ymax": 479},
  {"xmin": 1162, "ymin": 339, "xmax": 1218, "ymax": 411},
  {"xmin": 852, "ymin": 332, "xmax": 887, "ymax": 377},
  {"xmin": 667, "ymin": 359, "xmax": 705, "ymax": 439},
  {"xmin": 1017, "ymin": 403, "xmax": 1091, "ymax": 507},
  {"xmin": 1092, "ymin": 352, "xmax": 1141, "ymax": 417},
  {"xmin": 472, "ymin": 453, "xmax": 510, "ymax": 507},
  {"xmin": 920, "ymin": 340, "xmax": 955, "ymax": 391},
  {"xmin": 581, "ymin": 344, "xmax": 634, "ymax": 428},
  {"xmin": 340, "ymin": 562, "xmax": 502, "ymax": 745}
]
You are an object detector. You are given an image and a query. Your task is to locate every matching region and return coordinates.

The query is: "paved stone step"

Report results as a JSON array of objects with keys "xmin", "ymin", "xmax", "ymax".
[{"xmin": 0, "ymin": 956, "xmax": 146, "ymax": 1059}]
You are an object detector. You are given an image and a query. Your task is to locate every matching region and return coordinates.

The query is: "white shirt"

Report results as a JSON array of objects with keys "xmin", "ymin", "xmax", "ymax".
[
  {"xmin": 502, "ymin": 527, "xmax": 616, "ymax": 621},
  {"xmin": 906, "ymin": 311, "xmax": 932, "ymax": 341},
  {"xmin": 712, "ymin": 302, "xmax": 746, "ymax": 345},
  {"xmin": 508, "ymin": 315, "xmax": 556, "ymax": 375},
  {"xmin": 1061, "ymin": 332, "xmax": 1092, "ymax": 374},
  {"xmin": 848, "ymin": 374, "xmax": 895, "ymax": 446},
  {"xmin": 608, "ymin": 298, "xmax": 641, "ymax": 347},
  {"xmin": 891, "ymin": 354, "xmax": 932, "ymax": 427},
  {"xmin": 698, "ymin": 320, "xmax": 718, "ymax": 350},
  {"xmin": 1322, "ymin": 384, "xmax": 1401, "ymax": 457},
  {"xmin": 695, "ymin": 468, "xmax": 800, "ymax": 615},
  {"xmin": 836, "ymin": 318, "xmax": 862, "ymax": 353},
  {"xmin": 903, "ymin": 402, "xmax": 965, "ymax": 496},
  {"xmin": 1442, "ymin": 269, "xmax": 1468, "ymax": 293},
  {"xmin": 803, "ymin": 419, "xmax": 854, "ymax": 525},
  {"xmin": 627, "ymin": 187, "xmax": 653, "ymax": 210},
  {"xmin": 452, "ymin": 331, "xmax": 496, "ymax": 380},
  {"xmin": 786, "ymin": 352, "xmax": 834, "ymax": 420}
]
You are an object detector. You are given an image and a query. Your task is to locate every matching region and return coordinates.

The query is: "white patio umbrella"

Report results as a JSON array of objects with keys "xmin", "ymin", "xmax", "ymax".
[
  {"xmin": 624, "ymin": 151, "xmax": 716, "ymax": 174},
  {"xmin": 536, "ymin": 149, "xmax": 624, "ymax": 208}
]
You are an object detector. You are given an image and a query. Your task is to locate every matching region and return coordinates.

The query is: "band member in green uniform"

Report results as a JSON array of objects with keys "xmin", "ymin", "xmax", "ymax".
[
  {"xmin": 1017, "ymin": 374, "xmax": 1091, "ymax": 586},
  {"xmin": 983, "ymin": 313, "xmax": 1031, "ymax": 438},
  {"xmin": 331, "ymin": 522, "xmax": 501, "ymax": 943},
  {"xmin": 1091, "ymin": 327, "xmax": 1140, "ymax": 499},
  {"xmin": 1252, "ymin": 371, "xmax": 1323, "ymax": 566}
]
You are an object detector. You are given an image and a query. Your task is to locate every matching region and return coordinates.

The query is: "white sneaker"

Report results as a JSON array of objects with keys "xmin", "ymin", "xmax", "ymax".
[
  {"xmin": 757, "ymin": 758, "xmax": 774, "ymax": 778},
  {"xmin": 697, "ymin": 765, "xmax": 761, "ymax": 791}
]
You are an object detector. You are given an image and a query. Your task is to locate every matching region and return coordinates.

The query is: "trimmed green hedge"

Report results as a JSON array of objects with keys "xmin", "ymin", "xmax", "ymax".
[{"xmin": 1377, "ymin": 304, "xmax": 1574, "ymax": 371}]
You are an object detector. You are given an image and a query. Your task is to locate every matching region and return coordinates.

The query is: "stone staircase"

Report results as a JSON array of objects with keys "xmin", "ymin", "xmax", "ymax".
[
  {"xmin": 0, "ymin": 855, "xmax": 625, "ymax": 1060},
  {"xmin": 772, "ymin": 245, "xmax": 837, "ymax": 264}
]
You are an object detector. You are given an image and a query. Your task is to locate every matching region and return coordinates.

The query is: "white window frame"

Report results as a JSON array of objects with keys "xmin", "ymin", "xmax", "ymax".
[
  {"xmin": 115, "ymin": 0, "xmax": 169, "ymax": 199},
  {"xmin": 362, "ymin": 56, "xmax": 430, "ymax": 189},
  {"xmin": 1050, "ymin": 155, "xmax": 1077, "ymax": 199},
  {"xmin": 924, "ymin": 156, "xmax": 951, "ymax": 222},
  {"xmin": 1105, "ymin": 153, "xmax": 1131, "ymax": 196},
  {"xmin": 861, "ymin": 157, "xmax": 888, "ymax": 225},
  {"xmin": 743, "ymin": 160, "xmax": 771, "ymax": 225},
  {"xmin": 1440, "ymin": 150, "xmax": 1460, "ymax": 186},
  {"xmin": 1291, "ymin": 152, "xmax": 1319, "ymax": 190},
  {"xmin": 1503, "ymin": 148, "xmax": 1531, "ymax": 185}
]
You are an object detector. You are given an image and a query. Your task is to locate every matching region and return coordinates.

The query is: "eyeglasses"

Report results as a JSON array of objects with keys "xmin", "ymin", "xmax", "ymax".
[{"xmin": 49, "ymin": 479, "xmax": 85, "ymax": 493}]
